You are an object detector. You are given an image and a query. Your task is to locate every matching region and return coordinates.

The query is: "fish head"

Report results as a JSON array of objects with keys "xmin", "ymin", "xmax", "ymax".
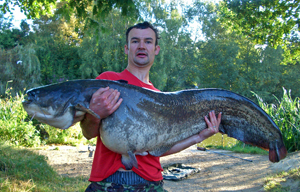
[{"xmin": 22, "ymin": 85, "xmax": 77, "ymax": 129}]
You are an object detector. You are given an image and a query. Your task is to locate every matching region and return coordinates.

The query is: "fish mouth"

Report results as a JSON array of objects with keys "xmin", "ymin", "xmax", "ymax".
[
  {"xmin": 22, "ymin": 94, "xmax": 34, "ymax": 106},
  {"xmin": 22, "ymin": 96, "xmax": 31, "ymax": 105},
  {"xmin": 22, "ymin": 96, "xmax": 53, "ymax": 122}
]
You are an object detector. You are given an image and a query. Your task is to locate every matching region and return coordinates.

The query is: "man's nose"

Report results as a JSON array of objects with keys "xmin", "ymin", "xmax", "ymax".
[{"xmin": 138, "ymin": 41, "xmax": 145, "ymax": 49}]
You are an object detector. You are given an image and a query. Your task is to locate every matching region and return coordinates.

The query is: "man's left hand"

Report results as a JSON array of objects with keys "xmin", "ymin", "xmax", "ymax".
[{"xmin": 196, "ymin": 111, "xmax": 222, "ymax": 143}]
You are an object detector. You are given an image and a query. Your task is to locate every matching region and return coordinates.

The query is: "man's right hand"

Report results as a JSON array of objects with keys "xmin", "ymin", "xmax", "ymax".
[
  {"xmin": 80, "ymin": 87, "xmax": 123, "ymax": 139},
  {"xmin": 89, "ymin": 87, "xmax": 123, "ymax": 120}
]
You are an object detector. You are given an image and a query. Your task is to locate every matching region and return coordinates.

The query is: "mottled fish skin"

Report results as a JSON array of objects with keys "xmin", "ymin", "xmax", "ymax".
[{"xmin": 22, "ymin": 79, "xmax": 287, "ymax": 170}]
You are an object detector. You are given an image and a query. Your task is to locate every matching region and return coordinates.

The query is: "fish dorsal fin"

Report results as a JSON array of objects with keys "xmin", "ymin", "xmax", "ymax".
[
  {"xmin": 75, "ymin": 103, "xmax": 100, "ymax": 119},
  {"xmin": 116, "ymin": 79, "xmax": 128, "ymax": 84}
]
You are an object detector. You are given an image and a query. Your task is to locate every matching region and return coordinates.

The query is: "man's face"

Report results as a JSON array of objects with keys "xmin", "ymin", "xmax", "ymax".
[{"xmin": 125, "ymin": 28, "xmax": 160, "ymax": 68}]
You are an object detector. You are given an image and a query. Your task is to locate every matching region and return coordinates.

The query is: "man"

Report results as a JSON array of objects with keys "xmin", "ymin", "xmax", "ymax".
[{"xmin": 81, "ymin": 22, "xmax": 222, "ymax": 191}]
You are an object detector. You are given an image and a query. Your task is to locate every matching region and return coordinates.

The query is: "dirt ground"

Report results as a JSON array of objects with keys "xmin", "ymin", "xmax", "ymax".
[{"xmin": 36, "ymin": 145, "xmax": 300, "ymax": 192}]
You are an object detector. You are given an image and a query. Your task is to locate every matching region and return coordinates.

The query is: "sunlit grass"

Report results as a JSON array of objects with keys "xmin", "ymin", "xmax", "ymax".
[
  {"xmin": 0, "ymin": 142, "xmax": 89, "ymax": 192},
  {"xmin": 263, "ymin": 167, "xmax": 300, "ymax": 191},
  {"xmin": 205, "ymin": 141, "xmax": 269, "ymax": 155}
]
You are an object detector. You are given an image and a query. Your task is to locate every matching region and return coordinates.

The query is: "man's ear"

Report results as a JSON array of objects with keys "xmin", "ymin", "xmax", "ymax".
[
  {"xmin": 155, "ymin": 45, "xmax": 160, "ymax": 55},
  {"xmin": 124, "ymin": 44, "xmax": 129, "ymax": 55}
]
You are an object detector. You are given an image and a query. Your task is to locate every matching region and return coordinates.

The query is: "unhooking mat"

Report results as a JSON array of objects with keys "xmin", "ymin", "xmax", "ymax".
[{"xmin": 162, "ymin": 163, "xmax": 201, "ymax": 181}]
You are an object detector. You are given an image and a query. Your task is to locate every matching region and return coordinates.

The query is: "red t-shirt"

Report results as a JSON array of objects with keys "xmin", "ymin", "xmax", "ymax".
[{"xmin": 89, "ymin": 69, "xmax": 163, "ymax": 182}]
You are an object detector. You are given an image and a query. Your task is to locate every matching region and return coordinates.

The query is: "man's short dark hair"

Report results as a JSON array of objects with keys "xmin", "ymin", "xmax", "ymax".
[{"xmin": 126, "ymin": 21, "xmax": 160, "ymax": 46}]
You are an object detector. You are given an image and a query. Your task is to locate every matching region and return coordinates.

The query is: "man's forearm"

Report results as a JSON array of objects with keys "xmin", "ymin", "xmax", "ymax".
[
  {"xmin": 161, "ymin": 124, "xmax": 220, "ymax": 157},
  {"xmin": 161, "ymin": 134, "xmax": 200, "ymax": 156}
]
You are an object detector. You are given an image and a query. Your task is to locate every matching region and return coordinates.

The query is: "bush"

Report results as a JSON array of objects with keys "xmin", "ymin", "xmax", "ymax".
[
  {"xmin": 0, "ymin": 88, "xmax": 41, "ymax": 147},
  {"xmin": 0, "ymin": 87, "xmax": 95, "ymax": 147},
  {"xmin": 253, "ymin": 87, "xmax": 300, "ymax": 152},
  {"xmin": 43, "ymin": 123, "xmax": 92, "ymax": 146}
]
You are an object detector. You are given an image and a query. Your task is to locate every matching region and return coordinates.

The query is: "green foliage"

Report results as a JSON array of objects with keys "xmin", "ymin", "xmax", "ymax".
[
  {"xmin": 219, "ymin": 0, "xmax": 300, "ymax": 63},
  {"xmin": 253, "ymin": 88, "xmax": 300, "ymax": 153},
  {"xmin": 0, "ymin": 44, "xmax": 41, "ymax": 96},
  {"xmin": 0, "ymin": 142, "xmax": 88, "ymax": 191},
  {"xmin": 196, "ymin": 38, "xmax": 240, "ymax": 90},
  {"xmin": 0, "ymin": 13, "xmax": 31, "ymax": 49},
  {"xmin": 208, "ymin": 141, "xmax": 268, "ymax": 155},
  {"xmin": 1, "ymin": 0, "xmax": 137, "ymax": 21},
  {"xmin": 1, "ymin": 0, "xmax": 299, "ymax": 104},
  {"xmin": 78, "ymin": 9, "xmax": 130, "ymax": 79},
  {"xmin": 43, "ymin": 123, "xmax": 95, "ymax": 146},
  {"xmin": 0, "ymin": 88, "xmax": 41, "ymax": 147},
  {"xmin": 31, "ymin": 14, "xmax": 83, "ymax": 84},
  {"xmin": 0, "ymin": 88, "xmax": 95, "ymax": 147},
  {"xmin": 236, "ymin": 45, "xmax": 286, "ymax": 102},
  {"xmin": 187, "ymin": 1, "xmax": 299, "ymax": 103},
  {"xmin": 0, "ymin": 13, "xmax": 16, "ymax": 49},
  {"xmin": 219, "ymin": 0, "xmax": 300, "ymax": 47}
]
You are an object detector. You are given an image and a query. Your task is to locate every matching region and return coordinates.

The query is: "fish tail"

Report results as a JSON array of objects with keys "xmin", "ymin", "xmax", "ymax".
[
  {"xmin": 121, "ymin": 151, "xmax": 138, "ymax": 170},
  {"xmin": 269, "ymin": 142, "xmax": 287, "ymax": 162}
]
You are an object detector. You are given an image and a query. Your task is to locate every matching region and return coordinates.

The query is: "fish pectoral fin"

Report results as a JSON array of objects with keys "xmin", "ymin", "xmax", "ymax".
[
  {"xmin": 75, "ymin": 103, "xmax": 100, "ymax": 119},
  {"xmin": 121, "ymin": 151, "xmax": 138, "ymax": 170},
  {"xmin": 149, "ymin": 145, "xmax": 173, "ymax": 157}
]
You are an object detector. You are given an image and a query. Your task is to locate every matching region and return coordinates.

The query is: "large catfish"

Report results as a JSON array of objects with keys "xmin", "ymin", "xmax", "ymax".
[{"xmin": 22, "ymin": 79, "xmax": 287, "ymax": 170}]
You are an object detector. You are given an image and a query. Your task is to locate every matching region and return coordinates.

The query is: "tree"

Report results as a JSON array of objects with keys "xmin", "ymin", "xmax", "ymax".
[
  {"xmin": 0, "ymin": 44, "xmax": 41, "ymax": 96},
  {"xmin": 186, "ymin": 1, "xmax": 291, "ymax": 103},
  {"xmin": 0, "ymin": 12, "xmax": 17, "ymax": 49},
  {"xmin": 78, "ymin": 9, "xmax": 133, "ymax": 79},
  {"xmin": 219, "ymin": 0, "xmax": 300, "ymax": 47},
  {"xmin": 0, "ymin": 12, "xmax": 32, "ymax": 49},
  {"xmin": 31, "ymin": 13, "xmax": 83, "ymax": 84},
  {"xmin": 1, "ymin": 0, "xmax": 137, "ymax": 20}
]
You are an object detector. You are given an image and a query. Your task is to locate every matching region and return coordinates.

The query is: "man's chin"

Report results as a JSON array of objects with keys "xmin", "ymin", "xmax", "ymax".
[{"xmin": 133, "ymin": 59, "xmax": 150, "ymax": 66}]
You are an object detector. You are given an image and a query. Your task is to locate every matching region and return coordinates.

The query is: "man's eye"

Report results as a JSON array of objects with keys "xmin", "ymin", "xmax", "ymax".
[{"xmin": 146, "ymin": 41, "xmax": 152, "ymax": 44}]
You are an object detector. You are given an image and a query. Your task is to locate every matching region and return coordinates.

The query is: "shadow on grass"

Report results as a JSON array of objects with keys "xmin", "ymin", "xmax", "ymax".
[{"xmin": 0, "ymin": 142, "xmax": 88, "ymax": 192}]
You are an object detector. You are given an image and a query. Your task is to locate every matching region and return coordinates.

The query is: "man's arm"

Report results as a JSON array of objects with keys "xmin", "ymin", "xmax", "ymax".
[
  {"xmin": 80, "ymin": 87, "xmax": 123, "ymax": 140},
  {"xmin": 162, "ymin": 111, "xmax": 221, "ymax": 156}
]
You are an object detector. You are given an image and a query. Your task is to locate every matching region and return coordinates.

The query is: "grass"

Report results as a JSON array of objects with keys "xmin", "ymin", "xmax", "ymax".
[
  {"xmin": 0, "ymin": 142, "xmax": 89, "ymax": 192},
  {"xmin": 263, "ymin": 167, "xmax": 300, "ymax": 191},
  {"xmin": 205, "ymin": 141, "xmax": 268, "ymax": 155},
  {"xmin": 253, "ymin": 87, "xmax": 300, "ymax": 153}
]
